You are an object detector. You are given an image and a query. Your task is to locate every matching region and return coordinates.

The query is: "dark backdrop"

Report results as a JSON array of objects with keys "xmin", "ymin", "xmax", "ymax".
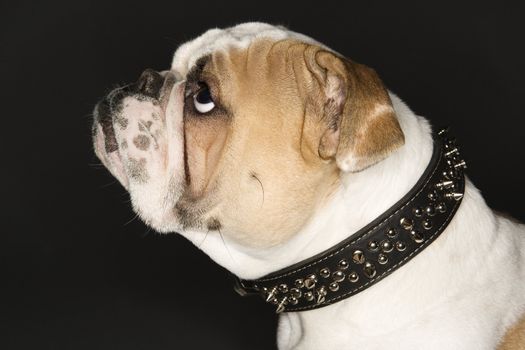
[{"xmin": 1, "ymin": 1, "xmax": 524, "ymax": 349}]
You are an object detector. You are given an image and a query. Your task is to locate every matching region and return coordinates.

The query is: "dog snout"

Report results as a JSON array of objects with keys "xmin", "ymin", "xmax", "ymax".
[{"xmin": 135, "ymin": 68, "xmax": 165, "ymax": 99}]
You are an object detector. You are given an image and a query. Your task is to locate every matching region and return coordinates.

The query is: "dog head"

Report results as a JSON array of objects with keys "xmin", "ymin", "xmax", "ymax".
[{"xmin": 92, "ymin": 23, "xmax": 404, "ymax": 274}]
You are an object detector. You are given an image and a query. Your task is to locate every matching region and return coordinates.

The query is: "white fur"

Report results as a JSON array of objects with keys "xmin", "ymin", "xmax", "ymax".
[{"xmin": 171, "ymin": 22, "xmax": 326, "ymax": 76}]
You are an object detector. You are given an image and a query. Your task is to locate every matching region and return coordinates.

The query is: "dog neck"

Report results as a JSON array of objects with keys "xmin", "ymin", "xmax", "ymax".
[{"xmin": 190, "ymin": 94, "xmax": 434, "ymax": 279}]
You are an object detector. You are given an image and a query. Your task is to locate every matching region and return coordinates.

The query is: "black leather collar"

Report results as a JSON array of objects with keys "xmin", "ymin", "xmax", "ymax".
[{"xmin": 234, "ymin": 128, "xmax": 466, "ymax": 313}]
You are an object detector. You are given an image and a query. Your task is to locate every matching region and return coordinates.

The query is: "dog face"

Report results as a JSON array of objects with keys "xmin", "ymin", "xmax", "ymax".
[{"xmin": 92, "ymin": 23, "xmax": 404, "ymax": 249}]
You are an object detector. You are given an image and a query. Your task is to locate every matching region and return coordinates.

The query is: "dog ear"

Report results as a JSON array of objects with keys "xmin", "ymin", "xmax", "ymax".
[{"xmin": 308, "ymin": 49, "xmax": 405, "ymax": 172}]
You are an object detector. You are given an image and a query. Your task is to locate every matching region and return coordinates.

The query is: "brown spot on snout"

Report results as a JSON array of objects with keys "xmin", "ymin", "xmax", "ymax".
[{"xmin": 133, "ymin": 135, "xmax": 150, "ymax": 151}]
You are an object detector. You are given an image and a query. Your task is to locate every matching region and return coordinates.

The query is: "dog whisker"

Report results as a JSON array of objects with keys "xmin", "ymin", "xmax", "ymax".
[
  {"xmin": 218, "ymin": 227, "xmax": 237, "ymax": 266},
  {"xmin": 138, "ymin": 120, "xmax": 159, "ymax": 148},
  {"xmin": 250, "ymin": 172, "xmax": 265, "ymax": 209},
  {"xmin": 197, "ymin": 229, "xmax": 210, "ymax": 249},
  {"xmin": 123, "ymin": 213, "xmax": 139, "ymax": 226}
]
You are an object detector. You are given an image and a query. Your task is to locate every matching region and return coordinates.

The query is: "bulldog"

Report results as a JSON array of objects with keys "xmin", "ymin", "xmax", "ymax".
[{"xmin": 92, "ymin": 22, "xmax": 525, "ymax": 349}]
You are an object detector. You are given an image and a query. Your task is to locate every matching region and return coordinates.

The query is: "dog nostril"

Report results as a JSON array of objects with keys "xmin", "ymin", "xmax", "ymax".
[{"xmin": 136, "ymin": 68, "xmax": 164, "ymax": 98}]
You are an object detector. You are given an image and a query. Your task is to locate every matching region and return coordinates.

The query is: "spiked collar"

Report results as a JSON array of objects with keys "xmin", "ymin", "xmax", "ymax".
[{"xmin": 233, "ymin": 128, "xmax": 466, "ymax": 313}]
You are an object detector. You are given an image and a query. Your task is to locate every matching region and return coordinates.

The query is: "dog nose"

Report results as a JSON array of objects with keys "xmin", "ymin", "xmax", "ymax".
[{"xmin": 135, "ymin": 68, "xmax": 164, "ymax": 98}]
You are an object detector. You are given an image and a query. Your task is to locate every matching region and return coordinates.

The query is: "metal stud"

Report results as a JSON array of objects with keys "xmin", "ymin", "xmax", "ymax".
[
  {"xmin": 436, "ymin": 202, "xmax": 447, "ymax": 213},
  {"xmin": 386, "ymin": 228, "xmax": 397, "ymax": 238},
  {"xmin": 316, "ymin": 286, "xmax": 327, "ymax": 304},
  {"xmin": 422, "ymin": 219, "xmax": 432, "ymax": 230},
  {"xmin": 352, "ymin": 250, "xmax": 365, "ymax": 264},
  {"xmin": 329, "ymin": 282, "xmax": 340, "ymax": 292},
  {"xmin": 304, "ymin": 291, "xmax": 314, "ymax": 302},
  {"xmin": 400, "ymin": 217, "xmax": 414, "ymax": 230},
  {"xmin": 289, "ymin": 288, "xmax": 302, "ymax": 298},
  {"xmin": 319, "ymin": 268, "xmax": 331, "ymax": 279},
  {"xmin": 410, "ymin": 230, "xmax": 425, "ymax": 243},
  {"xmin": 368, "ymin": 240, "xmax": 379, "ymax": 251},
  {"xmin": 363, "ymin": 262, "xmax": 377, "ymax": 278},
  {"xmin": 381, "ymin": 239, "xmax": 393, "ymax": 253},
  {"xmin": 444, "ymin": 169, "xmax": 459, "ymax": 179},
  {"xmin": 332, "ymin": 270, "xmax": 345, "ymax": 282},
  {"xmin": 294, "ymin": 279, "xmax": 304, "ymax": 288},
  {"xmin": 338, "ymin": 259, "xmax": 349, "ymax": 270},
  {"xmin": 378, "ymin": 253, "xmax": 388, "ymax": 265},
  {"xmin": 428, "ymin": 190, "xmax": 438, "ymax": 201},
  {"xmin": 276, "ymin": 297, "xmax": 288, "ymax": 313},
  {"xmin": 348, "ymin": 271, "xmax": 359, "ymax": 283},
  {"xmin": 435, "ymin": 180, "xmax": 454, "ymax": 190},
  {"xmin": 278, "ymin": 284, "xmax": 288, "ymax": 293},
  {"xmin": 425, "ymin": 205, "xmax": 436, "ymax": 216},
  {"xmin": 288, "ymin": 296, "xmax": 299, "ymax": 305},
  {"xmin": 304, "ymin": 274, "xmax": 317, "ymax": 289},
  {"xmin": 396, "ymin": 241, "xmax": 406, "ymax": 251},
  {"xmin": 413, "ymin": 207, "xmax": 423, "ymax": 217},
  {"xmin": 445, "ymin": 192, "xmax": 464, "ymax": 201},
  {"xmin": 266, "ymin": 287, "xmax": 278, "ymax": 302}
]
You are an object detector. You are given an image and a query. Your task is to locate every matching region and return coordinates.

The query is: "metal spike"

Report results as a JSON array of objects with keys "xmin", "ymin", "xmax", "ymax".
[
  {"xmin": 304, "ymin": 274, "xmax": 317, "ymax": 289},
  {"xmin": 445, "ymin": 148, "xmax": 459, "ymax": 157},
  {"xmin": 316, "ymin": 286, "xmax": 327, "ymax": 304},
  {"xmin": 276, "ymin": 297, "xmax": 288, "ymax": 314},
  {"xmin": 352, "ymin": 250, "xmax": 365, "ymax": 264},
  {"xmin": 266, "ymin": 287, "xmax": 278, "ymax": 302},
  {"xmin": 363, "ymin": 262, "xmax": 377, "ymax": 278},
  {"xmin": 445, "ymin": 192, "xmax": 464, "ymax": 201},
  {"xmin": 400, "ymin": 217, "xmax": 414, "ymax": 230},
  {"xmin": 438, "ymin": 127, "xmax": 449, "ymax": 136},
  {"xmin": 454, "ymin": 160, "xmax": 467, "ymax": 169},
  {"xmin": 435, "ymin": 180, "xmax": 454, "ymax": 190}
]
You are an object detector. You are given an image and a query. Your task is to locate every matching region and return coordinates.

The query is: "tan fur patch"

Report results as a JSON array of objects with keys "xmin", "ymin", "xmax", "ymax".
[
  {"xmin": 498, "ymin": 314, "xmax": 525, "ymax": 350},
  {"xmin": 176, "ymin": 38, "xmax": 404, "ymax": 247}
]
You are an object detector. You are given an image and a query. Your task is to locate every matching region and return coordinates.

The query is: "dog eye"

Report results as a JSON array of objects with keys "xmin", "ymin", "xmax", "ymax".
[{"xmin": 193, "ymin": 84, "xmax": 215, "ymax": 113}]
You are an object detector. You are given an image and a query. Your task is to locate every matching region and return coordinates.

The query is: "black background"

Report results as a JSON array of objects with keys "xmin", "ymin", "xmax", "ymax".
[{"xmin": 1, "ymin": 1, "xmax": 524, "ymax": 349}]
